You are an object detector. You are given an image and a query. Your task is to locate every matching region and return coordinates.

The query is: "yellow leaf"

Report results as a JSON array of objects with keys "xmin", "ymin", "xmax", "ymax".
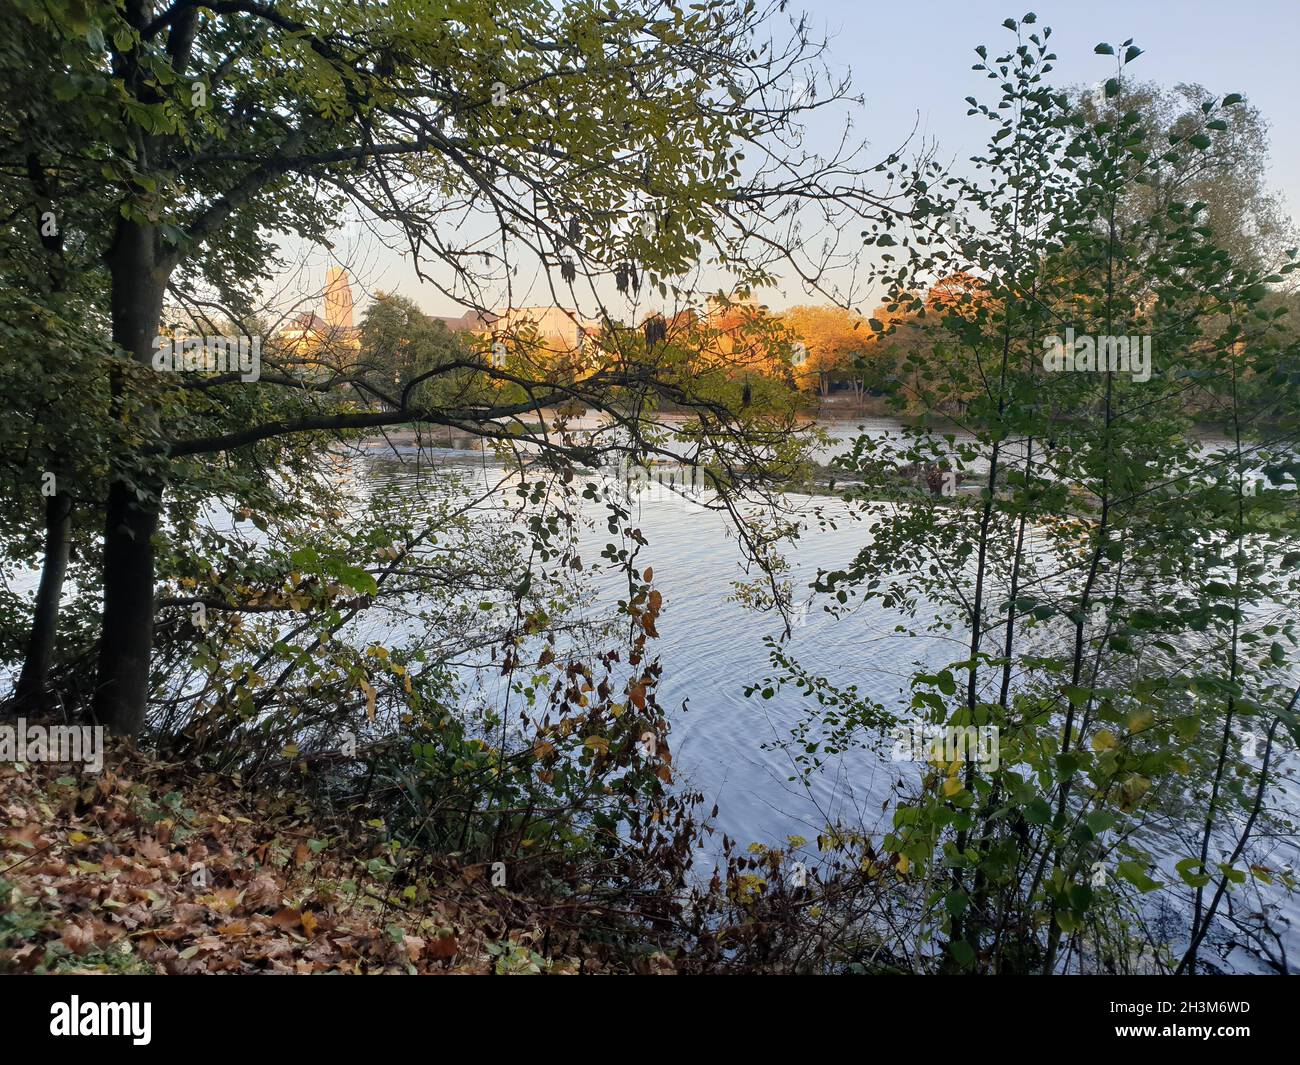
[
  {"xmin": 1091, "ymin": 729, "xmax": 1117, "ymax": 752},
  {"xmin": 1119, "ymin": 773, "xmax": 1150, "ymax": 811},
  {"xmin": 1128, "ymin": 708, "xmax": 1155, "ymax": 734},
  {"xmin": 362, "ymin": 679, "xmax": 377, "ymax": 722},
  {"xmin": 942, "ymin": 776, "xmax": 964, "ymax": 797}
]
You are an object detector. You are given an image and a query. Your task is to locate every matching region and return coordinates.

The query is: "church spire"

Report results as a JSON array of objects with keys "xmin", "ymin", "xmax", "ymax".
[{"xmin": 324, "ymin": 267, "xmax": 354, "ymax": 331}]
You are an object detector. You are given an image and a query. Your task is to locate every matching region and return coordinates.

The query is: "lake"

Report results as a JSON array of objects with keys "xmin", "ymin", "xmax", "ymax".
[
  {"xmin": 356, "ymin": 412, "xmax": 1300, "ymax": 973},
  {"xmin": 360, "ymin": 416, "xmax": 939, "ymax": 851}
]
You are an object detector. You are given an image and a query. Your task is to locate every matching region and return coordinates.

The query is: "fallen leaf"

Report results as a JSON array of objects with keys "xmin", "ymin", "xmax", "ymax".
[{"xmin": 427, "ymin": 934, "xmax": 459, "ymax": 960}]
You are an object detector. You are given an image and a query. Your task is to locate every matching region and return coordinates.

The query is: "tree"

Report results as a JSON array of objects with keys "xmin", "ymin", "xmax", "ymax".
[
  {"xmin": 0, "ymin": 10, "xmax": 123, "ymax": 708},
  {"xmin": 2, "ymin": 0, "xmax": 900, "ymax": 734},
  {"xmin": 780, "ymin": 304, "xmax": 869, "ymax": 399},
  {"xmin": 1074, "ymin": 79, "xmax": 1298, "ymax": 272},
  {"xmin": 757, "ymin": 18, "xmax": 1300, "ymax": 972},
  {"xmin": 356, "ymin": 293, "xmax": 478, "ymax": 410}
]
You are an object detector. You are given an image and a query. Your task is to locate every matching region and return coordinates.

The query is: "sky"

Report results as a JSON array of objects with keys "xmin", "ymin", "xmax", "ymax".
[
  {"xmin": 285, "ymin": 0, "xmax": 1300, "ymax": 321},
  {"xmin": 808, "ymin": 0, "xmax": 1299, "ymax": 197}
]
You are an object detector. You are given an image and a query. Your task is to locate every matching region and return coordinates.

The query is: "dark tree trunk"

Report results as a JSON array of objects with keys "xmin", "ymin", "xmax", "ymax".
[
  {"xmin": 14, "ymin": 151, "xmax": 73, "ymax": 714},
  {"xmin": 14, "ymin": 490, "xmax": 73, "ymax": 712},
  {"xmin": 91, "ymin": 219, "xmax": 168, "ymax": 736},
  {"xmin": 94, "ymin": 481, "xmax": 161, "ymax": 735}
]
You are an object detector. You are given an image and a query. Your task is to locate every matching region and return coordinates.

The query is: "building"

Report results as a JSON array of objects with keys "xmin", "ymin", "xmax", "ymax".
[
  {"xmin": 279, "ymin": 267, "xmax": 361, "ymax": 368},
  {"xmin": 430, "ymin": 309, "xmax": 498, "ymax": 333},
  {"xmin": 323, "ymin": 266, "xmax": 354, "ymax": 331},
  {"xmin": 491, "ymin": 305, "xmax": 598, "ymax": 355}
]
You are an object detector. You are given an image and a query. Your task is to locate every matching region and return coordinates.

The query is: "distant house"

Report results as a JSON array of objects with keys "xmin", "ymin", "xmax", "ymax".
[
  {"xmin": 430, "ymin": 309, "xmax": 498, "ymax": 333},
  {"xmin": 492, "ymin": 305, "xmax": 597, "ymax": 356}
]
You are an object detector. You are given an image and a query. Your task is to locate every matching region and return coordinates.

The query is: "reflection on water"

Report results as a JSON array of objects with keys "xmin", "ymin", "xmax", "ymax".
[{"xmin": 358, "ymin": 418, "xmax": 978, "ymax": 850}]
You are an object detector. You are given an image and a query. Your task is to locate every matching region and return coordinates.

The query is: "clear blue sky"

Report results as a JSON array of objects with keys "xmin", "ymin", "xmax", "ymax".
[
  {"xmin": 806, "ymin": 0, "xmax": 1298, "ymax": 201},
  {"xmin": 290, "ymin": 1, "xmax": 1300, "ymax": 318}
]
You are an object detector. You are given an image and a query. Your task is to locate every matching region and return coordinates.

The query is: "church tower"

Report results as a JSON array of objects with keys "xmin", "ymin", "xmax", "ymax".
[{"xmin": 324, "ymin": 267, "xmax": 355, "ymax": 332}]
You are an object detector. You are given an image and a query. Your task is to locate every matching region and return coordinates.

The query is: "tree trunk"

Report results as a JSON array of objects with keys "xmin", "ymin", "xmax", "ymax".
[
  {"xmin": 91, "ymin": 219, "xmax": 168, "ymax": 736},
  {"xmin": 94, "ymin": 480, "xmax": 162, "ymax": 735},
  {"xmin": 13, "ymin": 490, "xmax": 73, "ymax": 712},
  {"xmin": 13, "ymin": 151, "xmax": 73, "ymax": 714}
]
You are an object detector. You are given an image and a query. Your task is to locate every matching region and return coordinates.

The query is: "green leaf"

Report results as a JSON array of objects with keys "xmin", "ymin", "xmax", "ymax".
[
  {"xmin": 1217, "ymin": 863, "xmax": 1246, "ymax": 885},
  {"xmin": 1176, "ymin": 857, "xmax": 1211, "ymax": 888},
  {"xmin": 948, "ymin": 938, "xmax": 976, "ymax": 967},
  {"xmin": 1085, "ymin": 810, "xmax": 1116, "ymax": 834},
  {"xmin": 1117, "ymin": 860, "xmax": 1161, "ymax": 892},
  {"xmin": 1064, "ymin": 685, "xmax": 1091, "ymax": 707},
  {"xmin": 1024, "ymin": 798, "xmax": 1053, "ymax": 825}
]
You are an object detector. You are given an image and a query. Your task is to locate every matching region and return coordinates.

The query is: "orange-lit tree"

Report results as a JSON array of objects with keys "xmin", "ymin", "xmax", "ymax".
[{"xmin": 780, "ymin": 304, "xmax": 869, "ymax": 399}]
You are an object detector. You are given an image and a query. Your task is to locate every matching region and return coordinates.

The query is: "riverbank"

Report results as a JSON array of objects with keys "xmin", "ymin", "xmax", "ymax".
[
  {"xmin": 0, "ymin": 737, "xmax": 919, "ymax": 974},
  {"xmin": 0, "ymin": 746, "xmax": 674, "ymax": 974}
]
